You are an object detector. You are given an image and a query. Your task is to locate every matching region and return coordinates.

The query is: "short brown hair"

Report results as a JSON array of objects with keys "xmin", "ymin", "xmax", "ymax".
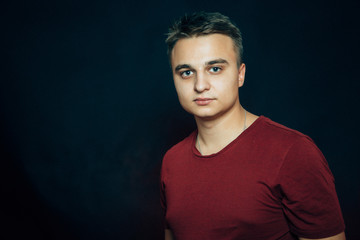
[{"xmin": 166, "ymin": 12, "xmax": 243, "ymax": 66}]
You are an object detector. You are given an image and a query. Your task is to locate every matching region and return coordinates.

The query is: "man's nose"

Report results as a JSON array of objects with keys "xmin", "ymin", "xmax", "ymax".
[{"xmin": 194, "ymin": 72, "xmax": 210, "ymax": 93}]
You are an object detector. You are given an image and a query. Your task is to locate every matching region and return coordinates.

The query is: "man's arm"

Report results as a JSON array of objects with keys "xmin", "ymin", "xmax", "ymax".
[
  {"xmin": 165, "ymin": 229, "xmax": 175, "ymax": 240},
  {"xmin": 299, "ymin": 232, "xmax": 345, "ymax": 240}
]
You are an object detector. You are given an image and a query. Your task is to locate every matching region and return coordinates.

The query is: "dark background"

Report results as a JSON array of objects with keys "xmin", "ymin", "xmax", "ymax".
[{"xmin": 1, "ymin": 0, "xmax": 359, "ymax": 239}]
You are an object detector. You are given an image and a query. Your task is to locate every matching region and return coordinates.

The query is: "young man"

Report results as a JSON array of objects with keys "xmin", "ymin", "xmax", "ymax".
[{"xmin": 160, "ymin": 12, "xmax": 345, "ymax": 240}]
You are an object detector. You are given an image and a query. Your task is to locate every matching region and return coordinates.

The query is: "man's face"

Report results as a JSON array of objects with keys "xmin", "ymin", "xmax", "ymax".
[{"xmin": 171, "ymin": 34, "xmax": 246, "ymax": 120}]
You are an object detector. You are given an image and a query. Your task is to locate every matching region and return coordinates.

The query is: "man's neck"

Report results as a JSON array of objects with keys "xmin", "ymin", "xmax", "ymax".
[{"xmin": 195, "ymin": 103, "xmax": 247, "ymax": 156}]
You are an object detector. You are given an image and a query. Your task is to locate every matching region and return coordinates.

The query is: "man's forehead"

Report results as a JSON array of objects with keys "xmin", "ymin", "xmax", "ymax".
[
  {"xmin": 174, "ymin": 57, "xmax": 230, "ymax": 66},
  {"xmin": 173, "ymin": 34, "xmax": 233, "ymax": 51},
  {"xmin": 171, "ymin": 34, "xmax": 236, "ymax": 65},
  {"xmin": 175, "ymin": 33, "xmax": 232, "ymax": 43}
]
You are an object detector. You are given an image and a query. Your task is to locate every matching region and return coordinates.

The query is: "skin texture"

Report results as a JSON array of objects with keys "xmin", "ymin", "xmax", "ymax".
[
  {"xmin": 166, "ymin": 33, "xmax": 345, "ymax": 240},
  {"xmin": 165, "ymin": 229, "xmax": 174, "ymax": 240},
  {"xmin": 171, "ymin": 34, "xmax": 258, "ymax": 156},
  {"xmin": 171, "ymin": 34, "xmax": 244, "ymax": 122},
  {"xmin": 299, "ymin": 232, "xmax": 346, "ymax": 240}
]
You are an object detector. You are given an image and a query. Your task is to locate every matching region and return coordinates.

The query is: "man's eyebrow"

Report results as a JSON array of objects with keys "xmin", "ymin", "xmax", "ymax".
[
  {"xmin": 206, "ymin": 59, "xmax": 229, "ymax": 65},
  {"xmin": 175, "ymin": 64, "xmax": 192, "ymax": 72},
  {"xmin": 174, "ymin": 59, "xmax": 228, "ymax": 72}
]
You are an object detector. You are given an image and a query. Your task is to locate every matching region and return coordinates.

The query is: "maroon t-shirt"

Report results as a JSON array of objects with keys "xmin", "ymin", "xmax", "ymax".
[{"xmin": 160, "ymin": 116, "xmax": 344, "ymax": 240}]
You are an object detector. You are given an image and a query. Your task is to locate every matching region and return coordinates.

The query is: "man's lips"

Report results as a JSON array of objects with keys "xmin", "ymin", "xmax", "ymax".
[{"xmin": 194, "ymin": 98, "xmax": 215, "ymax": 106}]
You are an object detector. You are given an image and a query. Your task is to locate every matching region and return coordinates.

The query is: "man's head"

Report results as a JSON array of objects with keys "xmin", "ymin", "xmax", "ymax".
[
  {"xmin": 167, "ymin": 13, "xmax": 246, "ymax": 120},
  {"xmin": 166, "ymin": 12, "xmax": 243, "ymax": 67}
]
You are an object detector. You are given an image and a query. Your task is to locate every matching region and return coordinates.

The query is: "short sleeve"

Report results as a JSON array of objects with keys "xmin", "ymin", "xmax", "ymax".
[
  {"xmin": 160, "ymin": 160, "xmax": 170, "ymax": 229},
  {"xmin": 276, "ymin": 136, "xmax": 345, "ymax": 238}
]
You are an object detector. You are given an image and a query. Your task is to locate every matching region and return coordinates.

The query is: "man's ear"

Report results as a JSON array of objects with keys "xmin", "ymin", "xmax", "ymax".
[{"xmin": 238, "ymin": 63, "xmax": 246, "ymax": 87}]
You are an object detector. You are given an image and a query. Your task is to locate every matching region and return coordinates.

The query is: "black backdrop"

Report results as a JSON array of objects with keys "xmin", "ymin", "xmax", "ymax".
[{"xmin": 1, "ymin": 0, "xmax": 359, "ymax": 239}]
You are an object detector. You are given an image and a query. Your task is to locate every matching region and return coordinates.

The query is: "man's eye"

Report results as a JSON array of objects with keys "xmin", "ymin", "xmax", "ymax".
[
  {"xmin": 181, "ymin": 70, "xmax": 193, "ymax": 78},
  {"xmin": 210, "ymin": 67, "xmax": 221, "ymax": 73}
]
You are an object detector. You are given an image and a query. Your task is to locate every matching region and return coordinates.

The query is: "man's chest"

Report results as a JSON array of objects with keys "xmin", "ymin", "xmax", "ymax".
[{"xmin": 164, "ymin": 156, "xmax": 290, "ymax": 239}]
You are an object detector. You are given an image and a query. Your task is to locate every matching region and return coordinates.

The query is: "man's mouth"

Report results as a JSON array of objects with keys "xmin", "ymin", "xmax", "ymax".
[{"xmin": 194, "ymin": 98, "xmax": 214, "ymax": 106}]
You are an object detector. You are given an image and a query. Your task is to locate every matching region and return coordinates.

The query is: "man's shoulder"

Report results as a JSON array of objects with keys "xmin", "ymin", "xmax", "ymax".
[
  {"xmin": 248, "ymin": 116, "xmax": 320, "ymax": 155},
  {"xmin": 259, "ymin": 116, "xmax": 312, "ymax": 143},
  {"xmin": 163, "ymin": 130, "xmax": 196, "ymax": 160}
]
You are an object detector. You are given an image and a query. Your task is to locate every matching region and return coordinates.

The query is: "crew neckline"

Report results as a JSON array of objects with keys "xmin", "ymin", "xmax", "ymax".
[{"xmin": 192, "ymin": 115, "xmax": 265, "ymax": 158}]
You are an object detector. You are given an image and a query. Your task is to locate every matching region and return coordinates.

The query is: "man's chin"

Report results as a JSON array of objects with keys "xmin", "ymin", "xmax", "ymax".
[
  {"xmin": 184, "ymin": 107, "xmax": 220, "ymax": 121},
  {"xmin": 193, "ymin": 112, "xmax": 219, "ymax": 121}
]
